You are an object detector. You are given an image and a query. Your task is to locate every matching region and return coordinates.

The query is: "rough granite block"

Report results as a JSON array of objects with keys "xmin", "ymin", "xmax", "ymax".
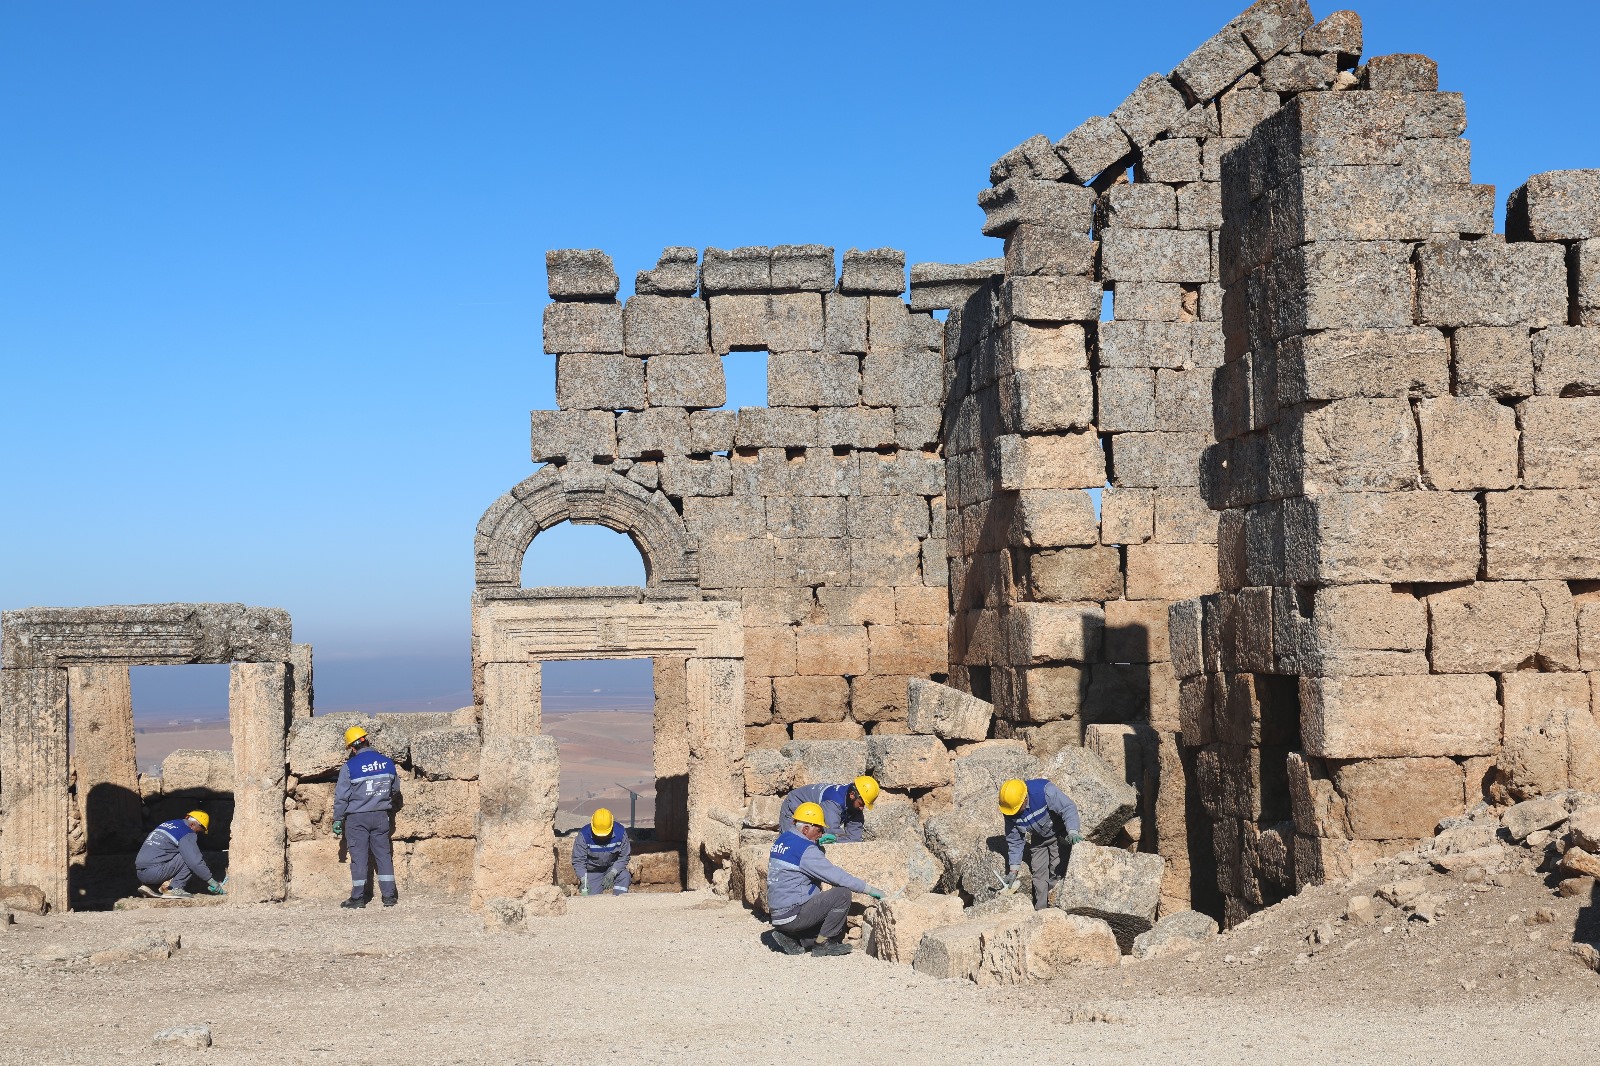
[
  {"xmin": 770, "ymin": 244, "xmax": 835, "ymax": 292},
  {"xmin": 1055, "ymin": 841, "xmax": 1164, "ymax": 952},
  {"xmin": 1102, "ymin": 184, "xmax": 1177, "ymax": 229},
  {"xmin": 1300, "ymin": 10, "xmax": 1362, "ymax": 59},
  {"xmin": 543, "ymin": 302, "xmax": 623, "ymax": 354},
  {"xmin": 1416, "ymin": 239, "xmax": 1567, "ymax": 328},
  {"xmin": 980, "ymin": 181, "xmax": 1098, "ymax": 239},
  {"xmin": 1100, "ymin": 229, "xmax": 1210, "ymax": 283},
  {"xmin": 709, "ymin": 293, "xmax": 824, "ymax": 353},
  {"xmin": 1138, "ymin": 139, "xmax": 1202, "ymax": 184},
  {"xmin": 529, "ymin": 409, "xmax": 615, "ymax": 462},
  {"xmin": 555, "ymin": 352, "xmax": 645, "ymax": 411},
  {"xmin": 839, "ymin": 248, "xmax": 906, "ymax": 295},
  {"xmin": 1454, "ymin": 327, "xmax": 1533, "ymax": 399},
  {"xmin": 765, "ymin": 350, "xmax": 860, "ymax": 407},
  {"xmin": 1533, "ymin": 327, "xmax": 1600, "ymax": 396},
  {"xmin": 623, "ymin": 295, "xmax": 710, "ymax": 355},
  {"xmin": 1054, "ymin": 115, "xmax": 1131, "ymax": 182},
  {"xmin": 1171, "ymin": 26, "xmax": 1258, "ymax": 104},
  {"xmin": 1110, "ymin": 74, "xmax": 1188, "ymax": 149},
  {"xmin": 645, "ymin": 353, "xmax": 725, "ymax": 409},
  {"xmin": 701, "ymin": 246, "xmax": 771, "ymax": 294},
  {"xmin": 1363, "ymin": 54, "xmax": 1438, "ymax": 92},
  {"xmin": 1519, "ymin": 398, "xmax": 1600, "ymax": 488},
  {"xmin": 1415, "ymin": 397, "xmax": 1517, "ymax": 491},
  {"xmin": 616, "ymin": 407, "xmax": 691, "ymax": 457},
  {"xmin": 1486, "ymin": 490, "xmax": 1600, "ymax": 580},
  {"xmin": 1002, "ymin": 276, "xmax": 1101, "ymax": 321},
  {"xmin": 634, "ymin": 247, "xmax": 699, "ymax": 297},
  {"xmin": 546, "ymin": 249, "xmax": 619, "ymax": 300},
  {"xmin": 1002, "ymin": 225, "xmax": 1097, "ymax": 276}
]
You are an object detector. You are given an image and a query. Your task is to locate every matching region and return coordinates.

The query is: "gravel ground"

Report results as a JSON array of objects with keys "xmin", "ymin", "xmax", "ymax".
[{"xmin": 1, "ymin": 870, "xmax": 1596, "ymax": 1066}]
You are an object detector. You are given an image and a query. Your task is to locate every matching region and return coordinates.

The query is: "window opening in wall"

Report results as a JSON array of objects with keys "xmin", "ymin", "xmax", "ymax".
[
  {"xmin": 1100, "ymin": 288, "xmax": 1115, "ymax": 322},
  {"xmin": 521, "ymin": 520, "xmax": 647, "ymax": 588},
  {"xmin": 720, "ymin": 349, "xmax": 769, "ymax": 409},
  {"xmin": 543, "ymin": 659, "xmax": 656, "ymax": 833}
]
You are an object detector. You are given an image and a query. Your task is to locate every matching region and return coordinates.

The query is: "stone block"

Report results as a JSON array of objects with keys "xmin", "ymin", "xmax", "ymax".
[
  {"xmin": 1024, "ymin": 546, "xmax": 1123, "ymax": 602},
  {"xmin": 1284, "ymin": 491, "xmax": 1480, "ymax": 585},
  {"xmin": 1099, "ymin": 487, "xmax": 1153, "ymax": 546},
  {"xmin": 1425, "ymin": 580, "xmax": 1559, "ymax": 673},
  {"xmin": 709, "ymin": 293, "xmax": 823, "ymax": 353},
  {"xmin": 868, "ymin": 893, "xmax": 966, "ymax": 964},
  {"xmin": 1498, "ymin": 672, "xmax": 1591, "ymax": 799},
  {"xmin": 1219, "ymin": 87, "xmax": 1279, "ymax": 138},
  {"xmin": 1100, "ymin": 229, "xmax": 1210, "ymax": 283},
  {"xmin": 1454, "ymin": 327, "xmax": 1533, "ymax": 399},
  {"xmin": 1485, "ymin": 490, "xmax": 1600, "ymax": 580},
  {"xmin": 781, "ymin": 739, "xmax": 869, "ymax": 786},
  {"xmin": 554, "ymin": 352, "xmax": 644, "ymax": 411},
  {"xmin": 1103, "ymin": 184, "xmax": 1177, "ymax": 230},
  {"xmin": 1111, "ymin": 281, "xmax": 1183, "ymax": 321},
  {"xmin": 1507, "ymin": 170, "xmax": 1600, "ymax": 242},
  {"xmin": 867, "ymin": 625, "xmax": 945, "ymax": 677},
  {"xmin": 287, "ymin": 713, "xmax": 408, "ymax": 780},
  {"xmin": 1055, "ymin": 841, "xmax": 1164, "ymax": 952},
  {"xmin": 1413, "ymin": 397, "xmax": 1517, "ymax": 491},
  {"xmin": 792, "ymin": 625, "xmax": 869, "ymax": 677},
  {"xmin": 861, "ymin": 350, "xmax": 943, "ymax": 407},
  {"xmin": 1001, "ymin": 225, "xmax": 1096, "ymax": 277},
  {"xmin": 1278, "ymin": 328, "xmax": 1450, "ymax": 404},
  {"xmin": 1000, "ymin": 366, "xmax": 1095, "ymax": 433},
  {"xmin": 770, "ymin": 244, "xmax": 834, "ymax": 292},
  {"xmin": 634, "ymin": 246, "xmax": 698, "ymax": 296},
  {"xmin": 1300, "ymin": 674, "xmax": 1500, "ymax": 758},
  {"xmin": 906, "ymin": 679, "xmax": 992, "ymax": 742},
  {"xmin": 839, "ymin": 248, "xmax": 905, "ymax": 296},
  {"xmin": 1532, "ymin": 327, "xmax": 1600, "ymax": 397},
  {"xmin": 472, "ymin": 736, "xmax": 559, "ymax": 906},
  {"xmin": 1054, "ymin": 114, "xmax": 1130, "ymax": 181},
  {"xmin": 1008, "ymin": 488, "xmax": 1099, "ymax": 549},
  {"xmin": 1042, "ymin": 746, "xmax": 1139, "ymax": 843},
  {"xmin": 792, "ymin": 721, "xmax": 865, "ymax": 740},
  {"xmin": 731, "ymin": 407, "xmax": 816, "ymax": 449},
  {"xmin": 1297, "ymin": 165, "xmax": 1494, "ymax": 242},
  {"xmin": 393, "ymin": 780, "xmax": 477, "ymax": 840},
  {"xmin": 617, "ymin": 407, "xmax": 690, "ymax": 456},
  {"xmin": 1300, "ymin": 9, "xmax": 1362, "ymax": 58},
  {"xmin": 621, "ymin": 296, "xmax": 711, "ymax": 360},
  {"xmin": 765, "ymin": 350, "xmax": 859, "ymax": 407},
  {"xmin": 1002, "ymin": 276, "xmax": 1101, "ymax": 322},
  {"xmin": 160, "ymin": 749, "xmax": 234, "ymax": 795},
  {"xmin": 1262, "ymin": 51, "xmax": 1336, "ymax": 91},
  {"xmin": 1097, "ymin": 367, "xmax": 1155, "ymax": 432},
  {"xmin": 1334, "ymin": 757, "xmax": 1463, "ymax": 840},
  {"xmin": 1098, "ymin": 320, "xmax": 1210, "ymax": 370},
  {"xmin": 1416, "ymin": 239, "xmax": 1567, "ymax": 328},
  {"xmin": 771, "ymin": 675, "xmax": 849, "ymax": 724},
  {"xmin": 1103, "ymin": 599, "xmax": 1171, "ymax": 664},
  {"xmin": 980, "ymin": 181, "xmax": 1097, "ymax": 240},
  {"xmin": 542, "ymin": 301, "xmax": 622, "ymax": 354},
  {"xmin": 1133, "ymin": 910, "xmax": 1218, "ymax": 959},
  {"xmin": 908, "ymin": 260, "xmax": 1005, "ymax": 314},
  {"xmin": 546, "ymin": 249, "xmax": 618, "ymax": 300},
  {"xmin": 1272, "ymin": 241, "xmax": 1414, "ymax": 333},
  {"xmin": 529, "ymin": 409, "xmax": 616, "ymax": 462},
  {"xmin": 1111, "ymin": 74, "xmax": 1187, "ymax": 148},
  {"xmin": 701, "ymin": 246, "xmax": 770, "ymax": 294},
  {"xmin": 1124, "ymin": 543, "xmax": 1215, "ymax": 601},
  {"xmin": 1006, "ymin": 602, "xmax": 1103, "ymax": 665},
  {"xmin": 866, "ymin": 735, "xmax": 952, "ymax": 790},
  {"xmin": 642, "ymin": 353, "xmax": 723, "ymax": 409},
  {"xmin": 1171, "ymin": 25, "xmax": 1257, "ymax": 104},
  {"xmin": 995, "ymin": 433, "xmax": 1104, "ymax": 491},
  {"xmin": 1271, "ymin": 399, "xmax": 1418, "ymax": 495}
]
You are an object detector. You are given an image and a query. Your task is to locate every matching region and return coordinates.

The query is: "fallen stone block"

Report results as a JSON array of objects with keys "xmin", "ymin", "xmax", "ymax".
[
  {"xmin": 1568, "ymin": 806, "xmax": 1600, "ymax": 852},
  {"xmin": 1042, "ymin": 747, "xmax": 1139, "ymax": 843},
  {"xmin": 91, "ymin": 933, "xmax": 179, "ymax": 966},
  {"xmin": 980, "ymin": 910, "xmax": 1121, "ymax": 984},
  {"xmin": 922, "ymin": 806, "xmax": 1005, "ymax": 895},
  {"xmin": 906, "ymin": 679, "xmax": 993, "ymax": 742},
  {"xmin": 1131, "ymin": 909, "xmax": 1218, "ymax": 959},
  {"xmin": 952, "ymin": 741, "xmax": 1044, "ymax": 806},
  {"xmin": 744, "ymin": 795, "xmax": 781, "ymax": 831},
  {"xmin": 521, "ymin": 884, "xmax": 566, "ymax": 919},
  {"xmin": 1503, "ymin": 796, "xmax": 1569, "ymax": 841},
  {"xmin": 866, "ymin": 734, "xmax": 952, "ymax": 790},
  {"xmin": 153, "ymin": 1025, "xmax": 212, "ymax": 1050},
  {"xmin": 863, "ymin": 794, "xmax": 923, "ymax": 844},
  {"xmin": 160, "ymin": 749, "xmax": 235, "ymax": 795},
  {"xmin": 868, "ymin": 893, "xmax": 966, "ymax": 963},
  {"xmin": 824, "ymin": 840, "xmax": 940, "ymax": 898},
  {"xmin": 781, "ymin": 739, "xmax": 868, "ymax": 786},
  {"xmin": 0, "ymin": 885, "xmax": 47, "ymax": 915},
  {"xmin": 912, "ymin": 912, "xmax": 1028, "ymax": 981},
  {"xmin": 1055, "ymin": 841, "xmax": 1165, "ymax": 952}
]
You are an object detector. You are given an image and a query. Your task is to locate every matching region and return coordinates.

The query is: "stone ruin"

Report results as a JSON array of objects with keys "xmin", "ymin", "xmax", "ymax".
[{"xmin": 5, "ymin": 0, "xmax": 1600, "ymax": 962}]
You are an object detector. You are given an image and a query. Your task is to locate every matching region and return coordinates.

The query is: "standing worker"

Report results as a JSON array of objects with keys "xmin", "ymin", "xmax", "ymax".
[
  {"xmin": 777, "ymin": 775, "xmax": 879, "ymax": 843},
  {"xmin": 765, "ymin": 801, "xmax": 884, "ymax": 956},
  {"xmin": 332, "ymin": 726, "xmax": 402, "ymax": 909},
  {"xmin": 571, "ymin": 807, "xmax": 631, "ymax": 896},
  {"xmin": 135, "ymin": 811, "xmax": 225, "ymax": 898},
  {"xmin": 998, "ymin": 778, "xmax": 1083, "ymax": 911}
]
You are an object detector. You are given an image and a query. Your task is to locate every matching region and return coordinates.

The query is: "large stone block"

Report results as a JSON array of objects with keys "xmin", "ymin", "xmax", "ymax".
[
  {"xmin": 1416, "ymin": 239, "xmax": 1567, "ymax": 328},
  {"xmin": 542, "ymin": 302, "xmax": 622, "ymax": 354},
  {"xmin": 1485, "ymin": 490, "xmax": 1600, "ymax": 579},
  {"xmin": 1273, "ymin": 398, "xmax": 1420, "ymax": 494},
  {"xmin": 1415, "ymin": 397, "xmax": 1517, "ymax": 490},
  {"xmin": 1454, "ymin": 327, "xmax": 1534, "ymax": 399},
  {"xmin": 160, "ymin": 750, "xmax": 234, "ymax": 795},
  {"xmin": 1024, "ymin": 546, "xmax": 1122, "ymax": 602},
  {"xmin": 1171, "ymin": 25, "xmax": 1257, "ymax": 103},
  {"xmin": 822, "ymin": 839, "xmax": 941, "ymax": 898},
  {"xmin": 995, "ymin": 433, "xmax": 1103, "ymax": 491},
  {"xmin": 867, "ymin": 893, "xmax": 965, "ymax": 963},
  {"xmin": 1297, "ymin": 167, "xmax": 1494, "ymax": 242},
  {"xmin": 546, "ymin": 249, "xmax": 618, "ymax": 299},
  {"xmin": 1006, "ymin": 603, "xmax": 1103, "ymax": 665},
  {"xmin": 555, "ymin": 352, "xmax": 644, "ymax": 411},
  {"xmin": 1110, "ymin": 432, "xmax": 1209, "ymax": 488},
  {"xmin": 1333, "ymin": 757, "xmax": 1464, "ymax": 840},
  {"xmin": 771, "ymin": 675, "xmax": 849, "ymax": 724},
  {"xmin": 393, "ymin": 779, "xmax": 477, "ymax": 840},
  {"xmin": 866, "ymin": 734, "xmax": 952, "ymax": 790},
  {"xmin": 529, "ymin": 409, "xmax": 615, "ymax": 463},
  {"xmin": 1532, "ymin": 327, "xmax": 1600, "ymax": 397},
  {"xmin": 1055, "ymin": 841, "xmax": 1164, "ymax": 952},
  {"xmin": 472, "ymin": 735, "xmax": 559, "ymax": 906},
  {"xmin": 766, "ymin": 350, "xmax": 859, "ymax": 407},
  {"xmin": 709, "ymin": 294, "xmax": 823, "ymax": 353},
  {"xmin": 287, "ymin": 713, "xmax": 408, "ymax": 779},
  {"xmin": 781, "ymin": 740, "xmax": 868, "ymax": 786},
  {"xmin": 1521, "ymin": 397, "xmax": 1600, "ymax": 490},
  {"xmin": 1305, "ymin": 584, "xmax": 1426, "ymax": 676},
  {"xmin": 1424, "ymin": 581, "xmax": 1558, "ymax": 673},
  {"xmin": 1100, "ymin": 229, "xmax": 1211, "ymax": 283},
  {"xmin": 1499, "ymin": 672, "xmax": 1593, "ymax": 798},
  {"xmin": 227, "ymin": 661, "xmax": 289, "ymax": 903},
  {"xmin": 634, "ymin": 246, "xmax": 698, "ymax": 297},
  {"xmin": 1300, "ymin": 675, "xmax": 1500, "ymax": 758},
  {"xmin": 1111, "ymin": 73, "xmax": 1187, "ymax": 148},
  {"xmin": 1507, "ymin": 170, "xmax": 1600, "ymax": 241},
  {"xmin": 1277, "ymin": 328, "xmax": 1450, "ymax": 404},
  {"xmin": 907, "ymin": 679, "xmax": 993, "ymax": 742},
  {"xmin": 839, "ymin": 248, "xmax": 905, "ymax": 296},
  {"xmin": 1041, "ymin": 747, "xmax": 1139, "ymax": 843},
  {"xmin": 770, "ymin": 244, "xmax": 835, "ymax": 292},
  {"xmin": 1132, "ymin": 910, "xmax": 1219, "ymax": 959},
  {"xmin": 1284, "ymin": 492, "xmax": 1480, "ymax": 585},
  {"xmin": 1054, "ymin": 115, "xmax": 1130, "ymax": 181},
  {"xmin": 1124, "ymin": 543, "xmax": 1216, "ymax": 601},
  {"xmin": 402, "ymin": 837, "xmax": 475, "ymax": 897}
]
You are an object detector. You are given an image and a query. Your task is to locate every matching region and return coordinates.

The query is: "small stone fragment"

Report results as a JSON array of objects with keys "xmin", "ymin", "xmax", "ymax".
[{"xmin": 153, "ymin": 1025, "xmax": 212, "ymax": 1050}]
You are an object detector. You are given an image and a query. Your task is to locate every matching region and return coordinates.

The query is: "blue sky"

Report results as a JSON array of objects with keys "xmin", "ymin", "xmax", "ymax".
[{"xmin": 4, "ymin": 1, "xmax": 1598, "ymax": 712}]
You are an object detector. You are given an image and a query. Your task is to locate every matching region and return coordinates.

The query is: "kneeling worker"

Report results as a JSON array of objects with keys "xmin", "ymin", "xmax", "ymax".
[
  {"xmin": 333, "ymin": 726, "xmax": 401, "ymax": 909},
  {"xmin": 572, "ymin": 807, "xmax": 631, "ymax": 896},
  {"xmin": 766, "ymin": 801, "xmax": 884, "ymax": 956},
  {"xmin": 999, "ymin": 778, "xmax": 1083, "ymax": 911},
  {"xmin": 136, "ymin": 811, "xmax": 225, "ymax": 898},
  {"xmin": 777, "ymin": 775, "xmax": 879, "ymax": 843}
]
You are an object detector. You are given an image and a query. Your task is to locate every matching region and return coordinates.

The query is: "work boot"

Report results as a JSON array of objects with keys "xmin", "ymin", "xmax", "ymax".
[
  {"xmin": 769, "ymin": 929, "xmax": 805, "ymax": 956},
  {"xmin": 381, "ymin": 896, "xmax": 398, "ymax": 908},
  {"xmin": 137, "ymin": 884, "xmax": 162, "ymax": 899},
  {"xmin": 811, "ymin": 941, "xmax": 852, "ymax": 957},
  {"xmin": 340, "ymin": 897, "xmax": 366, "ymax": 910},
  {"xmin": 163, "ymin": 887, "xmax": 194, "ymax": 899}
]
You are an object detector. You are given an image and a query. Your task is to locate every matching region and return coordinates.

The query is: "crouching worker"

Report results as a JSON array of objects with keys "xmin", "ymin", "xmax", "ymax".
[
  {"xmin": 333, "ymin": 726, "xmax": 401, "ymax": 909},
  {"xmin": 998, "ymin": 778, "xmax": 1083, "ymax": 911},
  {"xmin": 766, "ymin": 801, "xmax": 884, "ymax": 957},
  {"xmin": 572, "ymin": 808, "xmax": 631, "ymax": 896},
  {"xmin": 777, "ymin": 775, "xmax": 879, "ymax": 843},
  {"xmin": 136, "ymin": 810, "xmax": 225, "ymax": 898}
]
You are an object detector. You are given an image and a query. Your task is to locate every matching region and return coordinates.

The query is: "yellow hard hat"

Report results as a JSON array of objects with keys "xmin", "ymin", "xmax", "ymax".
[
  {"xmin": 998, "ymin": 779, "xmax": 1028, "ymax": 817},
  {"xmin": 186, "ymin": 810, "xmax": 211, "ymax": 833},
  {"xmin": 852, "ymin": 775, "xmax": 880, "ymax": 810},
  {"xmin": 343, "ymin": 726, "xmax": 369, "ymax": 747},
  {"xmin": 792, "ymin": 801, "xmax": 828, "ymax": 828},
  {"xmin": 591, "ymin": 808, "xmax": 614, "ymax": 836}
]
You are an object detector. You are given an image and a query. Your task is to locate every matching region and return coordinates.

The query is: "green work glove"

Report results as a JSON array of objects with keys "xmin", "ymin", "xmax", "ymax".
[
  {"xmin": 332, "ymin": 820, "xmax": 343, "ymax": 838},
  {"xmin": 579, "ymin": 881, "xmax": 589, "ymax": 897},
  {"xmin": 818, "ymin": 834, "xmax": 837, "ymax": 845},
  {"xmin": 866, "ymin": 887, "xmax": 885, "ymax": 900},
  {"xmin": 207, "ymin": 879, "xmax": 225, "ymax": 896},
  {"xmin": 1068, "ymin": 831, "xmax": 1085, "ymax": 846}
]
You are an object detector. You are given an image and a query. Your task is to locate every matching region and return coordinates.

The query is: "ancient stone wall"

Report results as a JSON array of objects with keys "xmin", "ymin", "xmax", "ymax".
[{"xmin": 529, "ymin": 248, "xmax": 951, "ymax": 742}]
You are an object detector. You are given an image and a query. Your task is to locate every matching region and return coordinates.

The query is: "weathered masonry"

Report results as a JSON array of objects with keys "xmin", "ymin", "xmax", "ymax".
[{"xmin": 7, "ymin": 0, "xmax": 1600, "ymax": 925}]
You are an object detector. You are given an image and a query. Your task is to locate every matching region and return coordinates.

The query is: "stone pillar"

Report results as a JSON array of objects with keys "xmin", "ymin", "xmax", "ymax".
[
  {"xmin": 482, "ymin": 661, "xmax": 540, "ymax": 740},
  {"xmin": 0, "ymin": 668, "xmax": 69, "ymax": 911},
  {"xmin": 227, "ymin": 662, "xmax": 289, "ymax": 902},
  {"xmin": 652, "ymin": 657, "xmax": 689, "ymax": 843},
  {"xmin": 685, "ymin": 656, "xmax": 745, "ymax": 890},
  {"xmin": 67, "ymin": 665, "xmax": 142, "ymax": 853},
  {"xmin": 472, "ymin": 734, "xmax": 558, "ymax": 906},
  {"xmin": 289, "ymin": 643, "xmax": 314, "ymax": 719}
]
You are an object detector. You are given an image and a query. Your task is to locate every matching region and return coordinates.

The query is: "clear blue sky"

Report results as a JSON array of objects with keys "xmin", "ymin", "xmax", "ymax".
[{"xmin": 4, "ymin": 1, "xmax": 1597, "ymax": 711}]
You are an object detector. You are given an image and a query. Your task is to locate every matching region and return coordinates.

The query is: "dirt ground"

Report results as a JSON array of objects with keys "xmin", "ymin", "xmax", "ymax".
[{"xmin": 3, "ymin": 849, "xmax": 1597, "ymax": 1066}]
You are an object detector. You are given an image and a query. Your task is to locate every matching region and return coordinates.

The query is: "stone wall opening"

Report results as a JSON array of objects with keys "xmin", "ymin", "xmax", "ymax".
[
  {"xmin": 720, "ymin": 348, "xmax": 770, "ymax": 412},
  {"xmin": 540, "ymin": 657, "xmax": 658, "ymax": 833}
]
